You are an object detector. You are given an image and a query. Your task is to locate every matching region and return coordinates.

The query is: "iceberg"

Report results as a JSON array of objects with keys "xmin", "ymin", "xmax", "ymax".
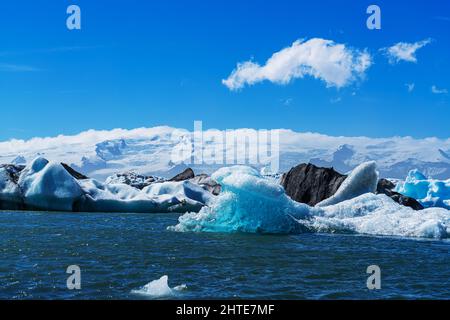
[
  {"xmin": 170, "ymin": 165, "xmax": 450, "ymax": 239},
  {"xmin": 78, "ymin": 177, "xmax": 214, "ymax": 213},
  {"xmin": 105, "ymin": 171, "xmax": 163, "ymax": 189},
  {"xmin": 0, "ymin": 165, "xmax": 24, "ymax": 209},
  {"xmin": 143, "ymin": 181, "xmax": 212, "ymax": 212},
  {"xmin": 169, "ymin": 166, "xmax": 312, "ymax": 234},
  {"xmin": 76, "ymin": 179, "xmax": 181, "ymax": 213},
  {"xmin": 316, "ymin": 161, "xmax": 378, "ymax": 207},
  {"xmin": 307, "ymin": 193, "xmax": 449, "ymax": 239},
  {"xmin": 18, "ymin": 158, "xmax": 84, "ymax": 211},
  {"xmin": 131, "ymin": 275, "xmax": 186, "ymax": 298},
  {"xmin": 395, "ymin": 169, "xmax": 450, "ymax": 209},
  {"xmin": 2, "ymin": 157, "xmax": 449, "ymax": 239},
  {"xmin": 144, "ymin": 181, "xmax": 212, "ymax": 205},
  {"xmin": 1, "ymin": 157, "xmax": 213, "ymax": 213}
]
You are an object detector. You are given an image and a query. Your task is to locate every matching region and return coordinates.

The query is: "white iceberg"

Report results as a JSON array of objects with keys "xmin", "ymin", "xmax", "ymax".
[
  {"xmin": 18, "ymin": 158, "xmax": 84, "ymax": 211},
  {"xmin": 77, "ymin": 179, "xmax": 180, "ymax": 213},
  {"xmin": 308, "ymin": 193, "xmax": 449, "ymax": 239},
  {"xmin": 0, "ymin": 165, "xmax": 23, "ymax": 209},
  {"xmin": 2, "ymin": 157, "xmax": 212, "ymax": 213},
  {"xmin": 316, "ymin": 161, "xmax": 378, "ymax": 207},
  {"xmin": 131, "ymin": 275, "xmax": 186, "ymax": 298},
  {"xmin": 79, "ymin": 178, "xmax": 214, "ymax": 213},
  {"xmin": 144, "ymin": 180, "xmax": 213, "ymax": 209}
]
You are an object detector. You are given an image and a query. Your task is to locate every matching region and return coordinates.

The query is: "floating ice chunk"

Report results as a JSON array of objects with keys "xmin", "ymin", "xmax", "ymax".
[
  {"xmin": 131, "ymin": 275, "xmax": 186, "ymax": 298},
  {"xmin": 0, "ymin": 157, "xmax": 212, "ymax": 213},
  {"xmin": 0, "ymin": 166, "xmax": 23, "ymax": 209},
  {"xmin": 105, "ymin": 171, "xmax": 163, "ymax": 189},
  {"xmin": 316, "ymin": 161, "xmax": 378, "ymax": 207},
  {"xmin": 77, "ymin": 179, "xmax": 180, "ymax": 213},
  {"xmin": 170, "ymin": 166, "xmax": 312, "ymax": 234},
  {"xmin": 78, "ymin": 177, "xmax": 212, "ymax": 213},
  {"xmin": 143, "ymin": 180, "xmax": 212, "ymax": 212},
  {"xmin": 309, "ymin": 193, "xmax": 449, "ymax": 239},
  {"xmin": 18, "ymin": 157, "xmax": 84, "ymax": 211},
  {"xmin": 395, "ymin": 169, "xmax": 450, "ymax": 209},
  {"xmin": 144, "ymin": 181, "xmax": 212, "ymax": 205}
]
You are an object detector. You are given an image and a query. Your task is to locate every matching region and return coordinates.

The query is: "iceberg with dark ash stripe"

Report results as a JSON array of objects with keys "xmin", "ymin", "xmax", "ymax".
[{"xmin": 170, "ymin": 163, "xmax": 450, "ymax": 239}]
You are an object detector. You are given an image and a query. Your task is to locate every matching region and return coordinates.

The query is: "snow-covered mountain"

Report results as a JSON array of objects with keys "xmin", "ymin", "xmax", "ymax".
[{"xmin": 0, "ymin": 126, "xmax": 449, "ymax": 180}]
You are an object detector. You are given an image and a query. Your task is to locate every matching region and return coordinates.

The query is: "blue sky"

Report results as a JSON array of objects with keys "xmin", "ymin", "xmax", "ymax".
[{"xmin": 0, "ymin": 0, "xmax": 448, "ymax": 140}]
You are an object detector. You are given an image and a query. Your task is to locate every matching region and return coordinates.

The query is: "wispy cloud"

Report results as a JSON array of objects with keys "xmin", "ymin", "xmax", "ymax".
[
  {"xmin": 222, "ymin": 38, "xmax": 372, "ymax": 91},
  {"xmin": 0, "ymin": 45, "xmax": 102, "ymax": 73},
  {"xmin": 405, "ymin": 83, "xmax": 415, "ymax": 93},
  {"xmin": 330, "ymin": 97, "xmax": 342, "ymax": 104},
  {"xmin": 431, "ymin": 85, "xmax": 448, "ymax": 94},
  {"xmin": 0, "ymin": 45, "xmax": 103, "ymax": 57},
  {"xmin": 281, "ymin": 98, "xmax": 293, "ymax": 106},
  {"xmin": 381, "ymin": 39, "xmax": 432, "ymax": 64},
  {"xmin": 0, "ymin": 63, "xmax": 40, "ymax": 72}
]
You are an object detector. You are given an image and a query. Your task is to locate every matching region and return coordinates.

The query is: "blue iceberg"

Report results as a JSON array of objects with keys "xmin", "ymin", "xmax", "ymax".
[
  {"xmin": 170, "ymin": 166, "xmax": 312, "ymax": 233},
  {"xmin": 170, "ymin": 163, "xmax": 450, "ymax": 239},
  {"xmin": 395, "ymin": 169, "xmax": 450, "ymax": 209}
]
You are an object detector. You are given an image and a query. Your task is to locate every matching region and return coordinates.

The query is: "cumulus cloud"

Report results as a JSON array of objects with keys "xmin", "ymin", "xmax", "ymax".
[
  {"xmin": 382, "ymin": 39, "xmax": 431, "ymax": 64},
  {"xmin": 222, "ymin": 38, "xmax": 372, "ymax": 90},
  {"xmin": 431, "ymin": 85, "xmax": 448, "ymax": 94}
]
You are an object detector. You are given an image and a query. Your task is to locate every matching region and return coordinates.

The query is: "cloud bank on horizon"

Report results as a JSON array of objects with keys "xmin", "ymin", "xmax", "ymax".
[
  {"xmin": 223, "ymin": 37, "xmax": 433, "ymax": 91},
  {"xmin": 2, "ymin": 125, "xmax": 450, "ymax": 153}
]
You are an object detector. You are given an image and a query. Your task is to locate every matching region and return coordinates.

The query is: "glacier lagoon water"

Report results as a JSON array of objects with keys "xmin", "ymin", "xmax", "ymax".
[{"xmin": 0, "ymin": 210, "xmax": 449, "ymax": 300}]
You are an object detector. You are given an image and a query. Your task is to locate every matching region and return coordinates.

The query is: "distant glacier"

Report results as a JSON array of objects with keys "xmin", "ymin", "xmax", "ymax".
[{"xmin": 0, "ymin": 126, "xmax": 449, "ymax": 180}]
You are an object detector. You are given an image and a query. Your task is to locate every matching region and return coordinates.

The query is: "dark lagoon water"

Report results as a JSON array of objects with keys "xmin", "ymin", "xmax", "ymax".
[{"xmin": 0, "ymin": 210, "xmax": 449, "ymax": 300}]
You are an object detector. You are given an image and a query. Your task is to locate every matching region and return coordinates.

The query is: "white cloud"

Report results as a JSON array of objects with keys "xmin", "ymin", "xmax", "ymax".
[
  {"xmin": 431, "ymin": 85, "xmax": 448, "ymax": 94},
  {"xmin": 405, "ymin": 83, "xmax": 415, "ymax": 92},
  {"xmin": 222, "ymin": 38, "xmax": 372, "ymax": 90},
  {"xmin": 382, "ymin": 39, "xmax": 431, "ymax": 64}
]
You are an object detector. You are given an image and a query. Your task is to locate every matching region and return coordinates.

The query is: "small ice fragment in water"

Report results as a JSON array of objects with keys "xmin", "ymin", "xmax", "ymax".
[{"xmin": 131, "ymin": 275, "xmax": 186, "ymax": 298}]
